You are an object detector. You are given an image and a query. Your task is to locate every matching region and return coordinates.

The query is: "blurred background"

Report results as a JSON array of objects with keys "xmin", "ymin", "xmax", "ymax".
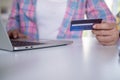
[
  {"xmin": 0, "ymin": 0, "xmax": 13, "ymax": 25},
  {"xmin": 0, "ymin": 0, "xmax": 120, "ymax": 37}
]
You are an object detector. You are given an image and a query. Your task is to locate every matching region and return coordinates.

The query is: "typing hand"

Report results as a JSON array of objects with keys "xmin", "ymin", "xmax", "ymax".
[
  {"xmin": 92, "ymin": 22, "xmax": 119, "ymax": 46},
  {"xmin": 8, "ymin": 30, "xmax": 27, "ymax": 39}
]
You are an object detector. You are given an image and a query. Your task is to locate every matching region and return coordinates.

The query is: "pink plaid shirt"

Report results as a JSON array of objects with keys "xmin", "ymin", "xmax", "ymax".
[{"xmin": 7, "ymin": 0, "xmax": 115, "ymax": 40}]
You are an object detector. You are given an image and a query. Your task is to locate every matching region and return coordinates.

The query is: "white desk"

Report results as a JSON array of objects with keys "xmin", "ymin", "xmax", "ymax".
[{"xmin": 0, "ymin": 38, "xmax": 120, "ymax": 80}]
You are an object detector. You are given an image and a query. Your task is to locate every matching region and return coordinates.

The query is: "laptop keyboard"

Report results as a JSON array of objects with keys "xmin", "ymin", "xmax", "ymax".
[{"xmin": 11, "ymin": 40, "xmax": 44, "ymax": 47}]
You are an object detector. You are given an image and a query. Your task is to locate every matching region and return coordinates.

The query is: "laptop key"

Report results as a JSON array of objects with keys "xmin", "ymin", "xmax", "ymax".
[{"xmin": 11, "ymin": 41, "xmax": 44, "ymax": 47}]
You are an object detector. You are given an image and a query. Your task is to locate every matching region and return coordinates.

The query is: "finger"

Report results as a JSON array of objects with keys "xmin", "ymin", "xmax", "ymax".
[
  {"xmin": 92, "ymin": 24, "xmax": 118, "ymax": 36},
  {"xmin": 99, "ymin": 41, "xmax": 116, "ymax": 46},
  {"xmin": 8, "ymin": 30, "xmax": 18, "ymax": 39},
  {"xmin": 12, "ymin": 31, "xmax": 19, "ymax": 39},
  {"xmin": 93, "ymin": 22, "xmax": 116, "ymax": 30},
  {"xmin": 8, "ymin": 31, "xmax": 12, "ymax": 38},
  {"xmin": 92, "ymin": 29, "xmax": 114, "ymax": 36},
  {"xmin": 96, "ymin": 35, "xmax": 114, "ymax": 43},
  {"xmin": 18, "ymin": 33, "xmax": 28, "ymax": 39}
]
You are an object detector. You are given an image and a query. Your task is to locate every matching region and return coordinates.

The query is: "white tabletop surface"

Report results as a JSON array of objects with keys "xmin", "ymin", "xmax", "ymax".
[{"xmin": 0, "ymin": 37, "xmax": 120, "ymax": 80}]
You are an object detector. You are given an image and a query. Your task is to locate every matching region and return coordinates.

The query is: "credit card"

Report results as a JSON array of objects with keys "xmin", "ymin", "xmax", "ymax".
[{"xmin": 70, "ymin": 19, "xmax": 102, "ymax": 31}]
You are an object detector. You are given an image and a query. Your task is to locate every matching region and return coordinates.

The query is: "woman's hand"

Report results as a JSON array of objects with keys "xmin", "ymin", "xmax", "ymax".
[
  {"xmin": 8, "ymin": 30, "xmax": 27, "ymax": 39},
  {"xmin": 92, "ymin": 22, "xmax": 119, "ymax": 46}
]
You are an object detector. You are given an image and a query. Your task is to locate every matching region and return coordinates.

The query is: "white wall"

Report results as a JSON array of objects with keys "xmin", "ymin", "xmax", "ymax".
[
  {"xmin": 0, "ymin": 0, "xmax": 13, "ymax": 24},
  {"xmin": 0, "ymin": 0, "xmax": 13, "ymax": 8},
  {"xmin": 105, "ymin": 0, "xmax": 120, "ymax": 16}
]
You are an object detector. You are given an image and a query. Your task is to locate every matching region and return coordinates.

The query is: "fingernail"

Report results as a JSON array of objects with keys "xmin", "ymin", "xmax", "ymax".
[
  {"xmin": 93, "ymin": 25, "xmax": 96, "ymax": 29},
  {"xmin": 14, "ymin": 35, "xmax": 17, "ymax": 38}
]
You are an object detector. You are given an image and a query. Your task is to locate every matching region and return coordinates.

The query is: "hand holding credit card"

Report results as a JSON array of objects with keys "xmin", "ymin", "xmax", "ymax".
[{"xmin": 70, "ymin": 19, "xmax": 102, "ymax": 31}]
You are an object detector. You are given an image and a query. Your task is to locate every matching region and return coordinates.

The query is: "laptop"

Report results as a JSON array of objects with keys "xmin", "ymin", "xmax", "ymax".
[{"xmin": 0, "ymin": 17, "xmax": 73, "ymax": 51}]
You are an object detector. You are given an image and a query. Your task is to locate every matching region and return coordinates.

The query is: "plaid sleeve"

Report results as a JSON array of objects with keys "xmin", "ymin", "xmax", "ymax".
[
  {"xmin": 6, "ymin": 0, "xmax": 20, "ymax": 31},
  {"xmin": 86, "ymin": 0, "xmax": 116, "ymax": 22}
]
